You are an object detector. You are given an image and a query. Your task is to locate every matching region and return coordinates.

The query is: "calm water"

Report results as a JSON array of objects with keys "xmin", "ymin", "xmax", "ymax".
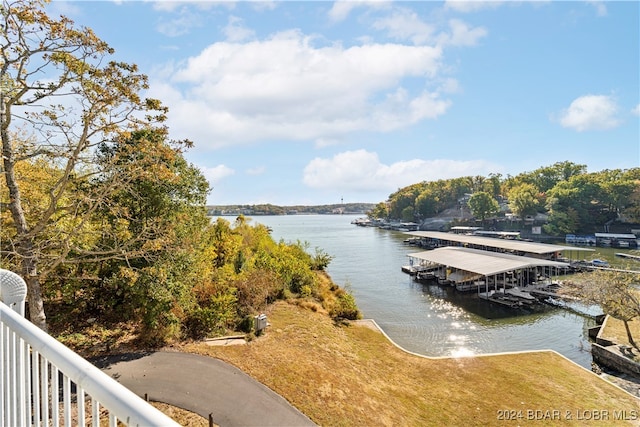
[{"xmin": 240, "ymin": 214, "xmax": 598, "ymax": 368}]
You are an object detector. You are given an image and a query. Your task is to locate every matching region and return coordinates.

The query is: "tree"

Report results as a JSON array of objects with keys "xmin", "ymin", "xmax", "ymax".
[
  {"xmin": 81, "ymin": 128, "xmax": 210, "ymax": 338},
  {"xmin": 1, "ymin": 0, "xmax": 170, "ymax": 329},
  {"xmin": 484, "ymin": 173, "xmax": 502, "ymax": 198},
  {"xmin": 542, "ymin": 208, "xmax": 579, "ymax": 235},
  {"xmin": 367, "ymin": 202, "xmax": 388, "ymax": 219},
  {"xmin": 467, "ymin": 191, "xmax": 499, "ymax": 222},
  {"xmin": 387, "ymin": 183, "xmax": 424, "ymax": 220},
  {"xmin": 415, "ymin": 189, "xmax": 438, "ymax": 218},
  {"xmin": 544, "ymin": 174, "xmax": 604, "ymax": 232},
  {"xmin": 597, "ymin": 169, "xmax": 639, "ymax": 222},
  {"xmin": 401, "ymin": 205, "xmax": 414, "ymax": 222},
  {"xmin": 507, "ymin": 183, "xmax": 540, "ymax": 218},
  {"xmin": 563, "ymin": 269, "xmax": 640, "ymax": 350},
  {"xmin": 622, "ymin": 182, "xmax": 640, "ymax": 223}
]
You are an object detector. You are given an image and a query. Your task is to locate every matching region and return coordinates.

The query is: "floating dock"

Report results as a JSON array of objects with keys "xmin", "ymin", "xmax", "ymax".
[{"xmin": 615, "ymin": 252, "xmax": 640, "ymax": 262}]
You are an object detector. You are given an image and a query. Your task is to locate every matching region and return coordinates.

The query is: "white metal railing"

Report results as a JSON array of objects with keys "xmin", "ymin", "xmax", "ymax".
[{"xmin": 0, "ymin": 270, "xmax": 179, "ymax": 427}]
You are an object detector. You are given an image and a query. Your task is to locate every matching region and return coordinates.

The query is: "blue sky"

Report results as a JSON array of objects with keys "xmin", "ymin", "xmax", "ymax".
[{"xmin": 51, "ymin": 1, "xmax": 639, "ymax": 206}]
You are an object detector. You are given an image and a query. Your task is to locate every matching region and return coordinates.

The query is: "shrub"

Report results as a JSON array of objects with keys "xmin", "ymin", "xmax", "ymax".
[
  {"xmin": 330, "ymin": 290, "xmax": 361, "ymax": 321},
  {"xmin": 184, "ymin": 290, "xmax": 238, "ymax": 339}
]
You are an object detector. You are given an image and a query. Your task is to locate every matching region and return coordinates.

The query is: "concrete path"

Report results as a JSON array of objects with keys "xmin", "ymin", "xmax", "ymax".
[{"xmin": 94, "ymin": 351, "xmax": 316, "ymax": 427}]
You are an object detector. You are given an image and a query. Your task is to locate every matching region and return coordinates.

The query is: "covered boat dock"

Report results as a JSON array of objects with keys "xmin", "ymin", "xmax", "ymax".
[
  {"xmin": 403, "ymin": 231, "xmax": 597, "ymax": 307},
  {"xmin": 404, "ymin": 231, "xmax": 593, "ymax": 261},
  {"xmin": 407, "ymin": 246, "xmax": 571, "ymax": 307},
  {"xmin": 408, "ymin": 246, "xmax": 571, "ymax": 287}
]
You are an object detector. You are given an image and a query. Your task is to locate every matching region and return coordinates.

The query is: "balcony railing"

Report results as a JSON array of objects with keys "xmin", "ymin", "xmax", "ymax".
[{"xmin": 0, "ymin": 269, "xmax": 179, "ymax": 426}]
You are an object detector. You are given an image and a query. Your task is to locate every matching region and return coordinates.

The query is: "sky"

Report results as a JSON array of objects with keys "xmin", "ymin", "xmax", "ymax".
[{"xmin": 48, "ymin": 0, "xmax": 639, "ymax": 206}]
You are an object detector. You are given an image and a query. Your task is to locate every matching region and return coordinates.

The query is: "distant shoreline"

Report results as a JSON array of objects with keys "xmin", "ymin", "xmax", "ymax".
[{"xmin": 207, "ymin": 203, "xmax": 375, "ymax": 217}]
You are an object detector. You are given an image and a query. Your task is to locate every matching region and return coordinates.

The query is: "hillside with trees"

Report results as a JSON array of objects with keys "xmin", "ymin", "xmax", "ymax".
[
  {"xmin": 1, "ymin": 0, "xmax": 358, "ymax": 346},
  {"xmin": 368, "ymin": 162, "xmax": 640, "ymax": 236},
  {"xmin": 208, "ymin": 203, "xmax": 375, "ymax": 216}
]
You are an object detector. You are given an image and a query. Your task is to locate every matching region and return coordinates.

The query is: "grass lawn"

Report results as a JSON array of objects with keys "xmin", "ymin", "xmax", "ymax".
[
  {"xmin": 601, "ymin": 317, "xmax": 640, "ymax": 347},
  {"xmin": 600, "ymin": 317, "xmax": 640, "ymax": 362},
  {"xmin": 180, "ymin": 301, "xmax": 640, "ymax": 426}
]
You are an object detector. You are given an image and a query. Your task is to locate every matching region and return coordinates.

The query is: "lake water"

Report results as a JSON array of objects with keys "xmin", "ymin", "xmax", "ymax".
[{"xmin": 240, "ymin": 214, "xmax": 598, "ymax": 368}]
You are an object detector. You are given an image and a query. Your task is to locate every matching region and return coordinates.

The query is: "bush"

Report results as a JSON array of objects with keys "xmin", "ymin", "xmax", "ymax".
[
  {"xmin": 329, "ymin": 290, "xmax": 361, "ymax": 321},
  {"xmin": 184, "ymin": 290, "xmax": 238, "ymax": 339},
  {"xmin": 310, "ymin": 248, "xmax": 334, "ymax": 271}
]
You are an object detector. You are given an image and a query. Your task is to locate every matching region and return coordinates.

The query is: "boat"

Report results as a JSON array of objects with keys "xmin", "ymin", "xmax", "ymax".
[
  {"xmin": 415, "ymin": 270, "xmax": 437, "ymax": 282},
  {"xmin": 478, "ymin": 290, "xmax": 524, "ymax": 309},
  {"xmin": 455, "ymin": 280, "xmax": 485, "ymax": 292},
  {"xmin": 590, "ymin": 259, "xmax": 609, "ymax": 267},
  {"xmin": 504, "ymin": 287, "xmax": 536, "ymax": 304}
]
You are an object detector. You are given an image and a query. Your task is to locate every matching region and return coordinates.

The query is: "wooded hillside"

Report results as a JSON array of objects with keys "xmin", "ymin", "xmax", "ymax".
[{"xmin": 368, "ymin": 162, "xmax": 640, "ymax": 235}]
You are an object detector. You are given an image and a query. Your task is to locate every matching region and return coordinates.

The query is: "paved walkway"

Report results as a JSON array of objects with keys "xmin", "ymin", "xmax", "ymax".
[{"xmin": 94, "ymin": 351, "xmax": 316, "ymax": 427}]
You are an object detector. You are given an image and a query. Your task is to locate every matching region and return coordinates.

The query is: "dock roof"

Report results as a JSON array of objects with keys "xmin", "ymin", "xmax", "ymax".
[
  {"xmin": 408, "ymin": 247, "xmax": 570, "ymax": 277},
  {"xmin": 405, "ymin": 231, "xmax": 593, "ymax": 255}
]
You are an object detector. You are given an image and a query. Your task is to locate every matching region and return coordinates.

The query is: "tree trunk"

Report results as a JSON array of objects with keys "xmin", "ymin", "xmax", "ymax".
[
  {"xmin": 623, "ymin": 320, "xmax": 637, "ymax": 351},
  {"xmin": 2, "ymin": 97, "xmax": 48, "ymax": 331},
  {"xmin": 22, "ymin": 244, "xmax": 48, "ymax": 331}
]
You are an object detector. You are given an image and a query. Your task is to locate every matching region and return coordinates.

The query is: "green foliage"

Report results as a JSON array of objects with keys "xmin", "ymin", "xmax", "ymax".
[
  {"xmin": 385, "ymin": 177, "xmax": 474, "ymax": 221},
  {"xmin": 310, "ymin": 248, "xmax": 334, "ymax": 271},
  {"xmin": 376, "ymin": 161, "xmax": 639, "ymax": 237},
  {"xmin": 388, "ymin": 184, "xmax": 424, "ymax": 219},
  {"xmin": 504, "ymin": 161, "xmax": 587, "ymax": 194},
  {"xmin": 542, "ymin": 209, "xmax": 580, "ymax": 235},
  {"xmin": 401, "ymin": 205, "xmax": 415, "ymax": 222},
  {"xmin": 329, "ymin": 288, "xmax": 361, "ymax": 321},
  {"xmin": 3, "ymin": 0, "xmax": 358, "ymax": 343},
  {"xmin": 209, "ymin": 203, "xmax": 375, "ymax": 216},
  {"xmin": 468, "ymin": 191, "xmax": 500, "ymax": 221},
  {"xmin": 1, "ymin": 0, "xmax": 173, "ymax": 328},
  {"xmin": 185, "ymin": 290, "xmax": 239, "ymax": 340},
  {"xmin": 507, "ymin": 183, "xmax": 540, "ymax": 218},
  {"xmin": 623, "ymin": 183, "xmax": 640, "ymax": 223},
  {"xmin": 368, "ymin": 202, "xmax": 389, "ymax": 219}
]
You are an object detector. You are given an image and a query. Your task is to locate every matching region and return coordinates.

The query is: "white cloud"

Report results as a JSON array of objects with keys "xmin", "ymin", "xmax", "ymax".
[
  {"xmin": 328, "ymin": 0, "xmax": 391, "ymax": 23},
  {"xmin": 152, "ymin": 1, "xmax": 231, "ymax": 13},
  {"xmin": 438, "ymin": 19, "xmax": 487, "ymax": 47},
  {"xmin": 372, "ymin": 8, "xmax": 436, "ymax": 45},
  {"xmin": 303, "ymin": 149, "xmax": 499, "ymax": 192},
  {"xmin": 439, "ymin": 78, "xmax": 462, "ymax": 94},
  {"xmin": 199, "ymin": 164, "xmax": 235, "ymax": 187},
  {"xmin": 154, "ymin": 1, "xmax": 234, "ymax": 36},
  {"xmin": 223, "ymin": 16, "xmax": 255, "ymax": 42},
  {"xmin": 371, "ymin": 9, "xmax": 486, "ymax": 48},
  {"xmin": 156, "ymin": 11, "xmax": 202, "ymax": 37},
  {"xmin": 558, "ymin": 95, "xmax": 621, "ymax": 132},
  {"xmin": 252, "ymin": 1, "xmax": 278, "ymax": 12},
  {"xmin": 587, "ymin": 1, "xmax": 607, "ymax": 17},
  {"xmin": 150, "ymin": 30, "xmax": 451, "ymax": 149},
  {"xmin": 444, "ymin": 1, "xmax": 505, "ymax": 13},
  {"xmin": 631, "ymin": 104, "xmax": 640, "ymax": 117}
]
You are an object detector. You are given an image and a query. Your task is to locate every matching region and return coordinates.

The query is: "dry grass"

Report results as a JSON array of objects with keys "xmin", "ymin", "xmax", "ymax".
[
  {"xmin": 601, "ymin": 317, "xmax": 640, "ymax": 347},
  {"xmin": 601, "ymin": 317, "xmax": 640, "ymax": 363},
  {"xmin": 180, "ymin": 301, "xmax": 640, "ymax": 427},
  {"xmin": 53, "ymin": 400, "xmax": 209, "ymax": 427},
  {"xmin": 150, "ymin": 402, "xmax": 210, "ymax": 427}
]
